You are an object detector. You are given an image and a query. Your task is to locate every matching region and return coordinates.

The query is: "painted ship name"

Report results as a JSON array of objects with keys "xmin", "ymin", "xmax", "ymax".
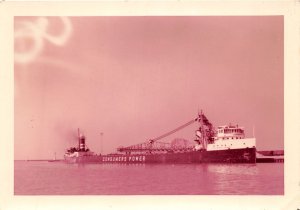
[{"xmin": 102, "ymin": 155, "xmax": 146, "ymax": 162}]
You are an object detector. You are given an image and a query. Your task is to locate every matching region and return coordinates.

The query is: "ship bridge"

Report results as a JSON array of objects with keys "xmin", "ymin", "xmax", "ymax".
[{"xmin": 215, "ymin": 125, "xmax": 245, "ymax": 140}]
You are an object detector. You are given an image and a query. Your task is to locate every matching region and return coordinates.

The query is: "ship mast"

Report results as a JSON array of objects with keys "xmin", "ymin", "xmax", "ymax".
[
  {"xmin": 199, "ymin": 110, "xmax": 207, "ymax": 150},
  {"xmin": 78, "ymin": 128, "xmax": 80, "ymax": 149},
  {"xmin": 194, "ymin": 110, "xmax": 214, "ymax": 150}
]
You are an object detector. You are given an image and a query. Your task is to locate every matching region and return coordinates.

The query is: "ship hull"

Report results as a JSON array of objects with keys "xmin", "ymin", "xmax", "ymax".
[
  {"xmin": 64, "ymin": 155, "xmax": 102, "ymax": 164},
  {"xmin": 64, "ymin": 147, "xmax": 256, "ymax": 164},
  {"xmin": 201, "ymin": 147, "xmax": 256, "ymax": 163}
]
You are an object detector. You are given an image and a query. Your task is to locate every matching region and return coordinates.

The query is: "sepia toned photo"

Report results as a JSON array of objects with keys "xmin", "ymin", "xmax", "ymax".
[
  {"xmin": 14, "ymin": 16, "xmax": 284, "ymax": 195},
  {"xmin": 0, "ymin": 1, "xmax": 299, "ymax": 210}
]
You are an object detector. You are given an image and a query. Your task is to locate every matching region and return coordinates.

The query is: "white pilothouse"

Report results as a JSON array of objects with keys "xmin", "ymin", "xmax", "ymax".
[{"xmin": 195, "ymin": 124, "xmax": 256, "ymax": 151}]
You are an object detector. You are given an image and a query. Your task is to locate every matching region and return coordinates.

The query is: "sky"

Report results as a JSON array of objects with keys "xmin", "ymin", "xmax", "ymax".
[{"xmin": 14, "ymin": 16, "xmax": 283, "ymax": 160}]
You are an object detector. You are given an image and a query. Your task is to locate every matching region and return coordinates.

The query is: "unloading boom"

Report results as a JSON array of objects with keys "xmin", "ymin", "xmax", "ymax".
[{"xmin": 117, "ymin": 111, "xmax": 214, "ymax": 154}]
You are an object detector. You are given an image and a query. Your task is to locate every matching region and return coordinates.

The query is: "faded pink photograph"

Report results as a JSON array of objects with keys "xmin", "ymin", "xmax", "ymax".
[{"xmin": 14, "ymin": 16, "xmax": 283, "ymax": 195}]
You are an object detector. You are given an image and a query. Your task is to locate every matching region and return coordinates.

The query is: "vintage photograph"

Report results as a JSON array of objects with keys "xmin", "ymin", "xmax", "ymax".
[{"xmin": 14, "ymin": 16, "xmax": 283, "ymax": 195}]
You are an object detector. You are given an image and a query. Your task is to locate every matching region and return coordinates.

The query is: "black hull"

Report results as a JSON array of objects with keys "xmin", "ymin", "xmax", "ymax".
[
  {"xmin": 201, "ymin": 147, "xmax": 256, "ymax": 163},
  {"xmin": 64, "ymin": 148, "xmax": 256, "ymax": 164}
]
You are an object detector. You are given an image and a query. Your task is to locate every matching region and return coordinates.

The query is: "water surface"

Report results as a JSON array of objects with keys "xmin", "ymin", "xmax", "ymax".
[{"xmin": 14, "ymin": 161, "xmax": 284, "ymax": 195}]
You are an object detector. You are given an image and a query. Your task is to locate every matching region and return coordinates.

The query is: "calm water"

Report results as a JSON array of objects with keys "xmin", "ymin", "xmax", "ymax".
[{"xmin": 14, "ymin": 161, "xmax": 284, "ymax": 195}]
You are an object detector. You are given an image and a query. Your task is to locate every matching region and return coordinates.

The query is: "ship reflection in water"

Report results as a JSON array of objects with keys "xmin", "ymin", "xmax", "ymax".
[{"xmin": 14, "ymin": 161, "xmax": 283, "ymax": 195}]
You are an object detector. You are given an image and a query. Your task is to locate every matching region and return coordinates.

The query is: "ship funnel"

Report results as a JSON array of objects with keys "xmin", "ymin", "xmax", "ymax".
[{"xmin": 78, "ymin": 128, "xmax": 86, "ymax": 151}]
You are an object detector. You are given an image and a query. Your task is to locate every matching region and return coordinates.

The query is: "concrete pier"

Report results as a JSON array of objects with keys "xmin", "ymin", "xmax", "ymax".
[{"xmin": 256, "ymin": 150, "xmax": 284, "ymax": 163}]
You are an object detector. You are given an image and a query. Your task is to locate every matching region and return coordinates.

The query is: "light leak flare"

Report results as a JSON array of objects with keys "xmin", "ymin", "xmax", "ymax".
[{"xmin": 14, "ymin": 17, "xmax": 73, "ymax": 64}]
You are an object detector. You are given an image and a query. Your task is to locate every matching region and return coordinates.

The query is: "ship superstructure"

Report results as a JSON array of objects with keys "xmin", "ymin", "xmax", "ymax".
[{"xmin": 64, "ymin": 129, "xmax": 101, "ymax": 163}]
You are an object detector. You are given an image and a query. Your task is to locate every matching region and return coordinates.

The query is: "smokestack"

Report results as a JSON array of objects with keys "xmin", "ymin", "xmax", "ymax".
[{"xmin": 78, "ymin": 128, "xmax": 86, "ymax": 151}]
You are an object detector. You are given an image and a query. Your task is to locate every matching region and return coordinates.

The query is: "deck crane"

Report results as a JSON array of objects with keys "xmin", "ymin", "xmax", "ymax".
[{"xmin": 117, "ymin": 111, "xmax": 215, "ymax": 154}]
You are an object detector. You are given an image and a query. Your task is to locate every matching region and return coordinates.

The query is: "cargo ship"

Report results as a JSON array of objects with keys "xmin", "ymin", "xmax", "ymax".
[{"xmin": 64, "ymin": 111, "xmax": 256, "ymax": 164}]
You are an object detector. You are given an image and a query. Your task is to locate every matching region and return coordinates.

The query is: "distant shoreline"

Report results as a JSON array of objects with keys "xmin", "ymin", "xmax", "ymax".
[{"xmin": 15, "ymin": 159, "xmax": 63, "ymax": 162}]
